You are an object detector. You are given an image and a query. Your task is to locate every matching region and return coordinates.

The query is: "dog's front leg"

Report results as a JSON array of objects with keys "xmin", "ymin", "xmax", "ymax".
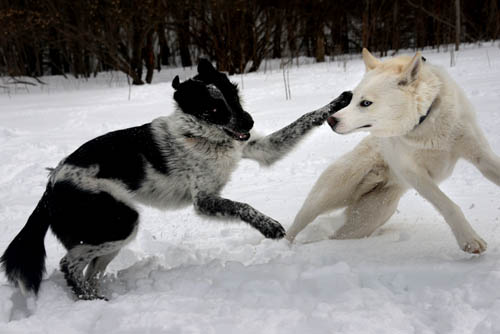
[
  {"xmin": 397, "ymin": 166, "xmax": 487, "ymax": 254},
  {"xmin": 193, "ymin": 191, "xmax": 286, "ymax": 239},
  {"xmin": 242, "ymin": 91, "xmax": 352, "ymax": 166}
]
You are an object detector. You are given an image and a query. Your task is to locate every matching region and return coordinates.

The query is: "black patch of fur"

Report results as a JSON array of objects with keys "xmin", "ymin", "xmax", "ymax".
[
  {"xmin": 173, "ymin": 78, "xmax": 232, "ymax": 126},
  {"xmin": 194, "ymin": 59, "xmax": 253, "ymax": 133},
  {"xmin": 49, "ymin": 181, "xmax": 139, "ymax": 249},
  {"xmin": 64, "ymin": 124, "xmax": 166, "ymax": 190}
]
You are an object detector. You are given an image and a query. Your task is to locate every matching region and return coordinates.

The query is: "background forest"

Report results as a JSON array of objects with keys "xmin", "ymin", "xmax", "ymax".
[{"xmin": 0, "ymin": 0, "xmax": 499, "ymax": 84}]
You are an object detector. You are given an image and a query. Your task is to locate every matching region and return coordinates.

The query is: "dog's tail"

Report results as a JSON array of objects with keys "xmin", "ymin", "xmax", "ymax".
[{"xmin": 1, "ymin": 189, "xmax": 52, "ymax": 295}]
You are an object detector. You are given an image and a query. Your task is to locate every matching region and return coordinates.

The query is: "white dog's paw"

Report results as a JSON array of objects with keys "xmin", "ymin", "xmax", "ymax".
[{"xmin": 461, "ymin": 236, "xmax": 487, "ymax": 254}]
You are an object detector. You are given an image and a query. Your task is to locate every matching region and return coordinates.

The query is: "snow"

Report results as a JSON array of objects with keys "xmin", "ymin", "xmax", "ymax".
[{"xmin": 1, "ymin": 44, "xmax": 500, "ymax": 333}]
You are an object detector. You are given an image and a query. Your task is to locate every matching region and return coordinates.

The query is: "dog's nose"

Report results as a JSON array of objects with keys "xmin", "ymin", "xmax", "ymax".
[{"xmin": 242, "ymin": 111, "xmax": 254, "ymax": 131}]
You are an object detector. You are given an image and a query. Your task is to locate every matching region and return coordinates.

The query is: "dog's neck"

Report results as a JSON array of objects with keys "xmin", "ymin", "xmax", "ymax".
[
  {"xmin": 414, "ymin": 98, "xmax": 437, "ymax": 130},
  {"xmin": 417, "ymin": 99, "xmax": 436, "ymax": 126},
  {"xmin": 400, "ymin": 96, "xmax": 452, "ymax": 150}
]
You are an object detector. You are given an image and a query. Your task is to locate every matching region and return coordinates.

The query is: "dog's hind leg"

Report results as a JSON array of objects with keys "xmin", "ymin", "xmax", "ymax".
[
  {"xmin": 332, "ymin": 185, "xmax": 405, "ymax": 239},
  {"xmin": 61, "ymin": 237, "xmax": 133, "ymax": 300},
  {"xmin": 84, "ymin": 250, "xmax": 120, "ymax": 294},
  {"xmin": 286, "ymin": 139, "xmax": 382, "ymax": 242},
  {"xmin": 85, "ymin": 250, "xmax": 119, "ymax": 282},
  {"xmin": 49, "ymin": 181, "xmax": 139, "ymax": 299},
  {"xmin": 60, "ymin": 245, "xmax": 105, "ymax": 300}
]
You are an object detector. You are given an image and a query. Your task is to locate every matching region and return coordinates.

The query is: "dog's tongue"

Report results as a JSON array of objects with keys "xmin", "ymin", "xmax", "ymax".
[{"xmin": 237, "ymin": 132, "xmax": 250, "ymax": 140}]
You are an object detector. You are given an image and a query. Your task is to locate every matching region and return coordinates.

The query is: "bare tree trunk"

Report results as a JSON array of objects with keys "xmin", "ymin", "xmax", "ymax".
[
  {"xmin": 177, "ymin": 8, "xmax": 192, "ymax": 67},
  {"xmin": 415, "ymin": 0, "xmax": 425, "ymax": 49},
  {"xmin": 157, "ymin": 23, "xmax": 170, "ymax": 68},
  {"xmin": 272, "ymin": 13, "xmax": 282, "ymax": 59},
  {"xmin": 131, "ymin": 27, "xmax": 144, "ymax": 85},
  {"xmin": 362, "ymin": 0, "xmax": 370, "ymax": 48},
  {"xmin": 392, "ymin": 0, "xmax": 399, "ymax": 53},
  {"xmin": 49, "ymin": 47, "xmax": 63, "ymax": 75},
  {"xmin": 315, "ymin": 25, "xmax": 325, "ymax": 62},
  {"xmin": 144, "ymin": 30, "xmax": 154, "ymax": 84},
  {"xmin": 455, "ymin": 0, "xmax": 460, "ymax": 51}
]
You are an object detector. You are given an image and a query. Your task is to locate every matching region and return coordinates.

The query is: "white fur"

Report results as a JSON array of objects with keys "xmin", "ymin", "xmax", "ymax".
[{"xmin": 287, "ymin": 49, "xmax": 500, "ymax": 254}]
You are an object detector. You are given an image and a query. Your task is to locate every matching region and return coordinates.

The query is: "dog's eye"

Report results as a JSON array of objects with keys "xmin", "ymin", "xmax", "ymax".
[
  {"xmin": 211, "ymin": 108, "xmax": 217, "ymax": 113},
  {"xmin": 360, "ymin": 100, "xmax": 372, "ymax": 107}
]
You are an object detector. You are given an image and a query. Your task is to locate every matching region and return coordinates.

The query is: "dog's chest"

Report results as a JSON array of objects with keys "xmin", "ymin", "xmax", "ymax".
[
  {"xmin": 135, "ymin": 141, "xmax": 241, "ymax": 208},
  {"xmin": 191, "ymin": 143, "xmax": 242, "ymax": 189},
  {"xmin": 381, "ymin": 138, "xmax": 459, "ymax": 182}
]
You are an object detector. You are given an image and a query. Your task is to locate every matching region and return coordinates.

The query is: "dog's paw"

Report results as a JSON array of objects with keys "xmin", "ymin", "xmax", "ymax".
[
  {"xmin": 329, "ymin": 91, "xmax": 353, "ymax": 114},
  {"xmin": 258, "ymin": 218, "xmax": 286, "ymax": 239},
  {"xmin": 462, "ymin": 237, "xmax": 487, "ymax": 254},
  {"xmin": 76, "ymin": 292, "xmax": 109, "ymax": 301},
  {"xmin": 309, "ymin": 91, "xmax": 353, "ymax": 126}
]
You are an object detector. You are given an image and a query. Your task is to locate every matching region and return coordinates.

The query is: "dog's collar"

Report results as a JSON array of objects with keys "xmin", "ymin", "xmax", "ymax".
[{"xmin": 415, "ymin": 98, "xmax": 436, "ymax": 129}]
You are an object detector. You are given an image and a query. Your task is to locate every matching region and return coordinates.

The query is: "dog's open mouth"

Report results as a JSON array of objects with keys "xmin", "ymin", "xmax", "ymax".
[
  {"xmin": 224, "ymin": 128, "xmax": 251, "ymax": 141},
  {"xmin": 327, "ymin": 116, "xmax": 341, "ymax": 130}
]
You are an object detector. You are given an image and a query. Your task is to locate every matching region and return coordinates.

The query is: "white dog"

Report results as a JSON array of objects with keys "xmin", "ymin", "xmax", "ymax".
[{"xmin": 286, "ymin": 49, "xmax": 500, "ymax": 254}]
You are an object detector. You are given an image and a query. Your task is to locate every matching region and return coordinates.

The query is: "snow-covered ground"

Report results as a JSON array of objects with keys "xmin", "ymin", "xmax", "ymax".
[{"xmin": 1, "ymin": 44, "xmax": 500, "ymax": 333}]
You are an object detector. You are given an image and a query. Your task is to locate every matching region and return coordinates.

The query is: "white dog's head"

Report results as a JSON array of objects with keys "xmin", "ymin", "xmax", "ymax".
[{"xmin": 328, "ymin": 49, "xmax": 440, "ymax": 137}]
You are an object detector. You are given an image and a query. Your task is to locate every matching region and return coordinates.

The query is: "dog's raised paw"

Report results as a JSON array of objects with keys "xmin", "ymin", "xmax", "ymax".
[
  {"xmin": 329, "ymin": 91, "xmax": 353, "ymax": 114},
  {"xmin": 462, "ymin": 237, "xmax": 487, "ymax": 254}
]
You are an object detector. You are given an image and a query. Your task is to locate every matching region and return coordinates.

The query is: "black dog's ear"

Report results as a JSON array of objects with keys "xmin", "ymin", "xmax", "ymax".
[
  {"xmin": 197, "ymin": 59, "xmax": 216, "ymax": 77},
  {"xmin": 172, "ymin": 75, "xmax": 180, "ymax": 90}
]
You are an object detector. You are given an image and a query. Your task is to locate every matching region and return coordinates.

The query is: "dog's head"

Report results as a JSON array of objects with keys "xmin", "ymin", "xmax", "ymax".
[
  {"xmin": 172, "ymin": 59, "xmax": 254, "ymax": 141},
  {"xmin": 328, "ymin": 49, "xmax": 439, "ymax": 137}
]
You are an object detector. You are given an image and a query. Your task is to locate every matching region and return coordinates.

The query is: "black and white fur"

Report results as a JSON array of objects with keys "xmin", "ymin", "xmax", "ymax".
[{"xmin": 1, "ymin": 59, "xmax": 352, "ymax": 300}]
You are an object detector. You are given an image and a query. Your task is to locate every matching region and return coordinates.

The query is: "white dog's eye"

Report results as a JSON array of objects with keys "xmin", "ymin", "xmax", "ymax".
[{"xmin": 360, "ymin": 100, "xmax": 373, "ymax": 107}]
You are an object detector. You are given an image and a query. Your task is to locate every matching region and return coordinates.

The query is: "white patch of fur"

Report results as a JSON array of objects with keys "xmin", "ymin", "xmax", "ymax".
[{"xmin": 49, "ymin": 163, "xmax": 134, "ymax": 207}]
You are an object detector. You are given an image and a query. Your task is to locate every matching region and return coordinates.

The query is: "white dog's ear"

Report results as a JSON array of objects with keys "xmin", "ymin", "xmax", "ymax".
[
  {"xmin": 362, "ymin": 48, "xmax": 381, "ymax": 71},
  {"xmin": 398, "ymin": 52, "xmax": 422, "ymax": 86}
]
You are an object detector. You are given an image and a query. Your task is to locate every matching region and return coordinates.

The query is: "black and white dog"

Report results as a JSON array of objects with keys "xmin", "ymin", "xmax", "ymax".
[{"xmin": 1, "ymin": 59, "xmax": 352, "ymax": 300}]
